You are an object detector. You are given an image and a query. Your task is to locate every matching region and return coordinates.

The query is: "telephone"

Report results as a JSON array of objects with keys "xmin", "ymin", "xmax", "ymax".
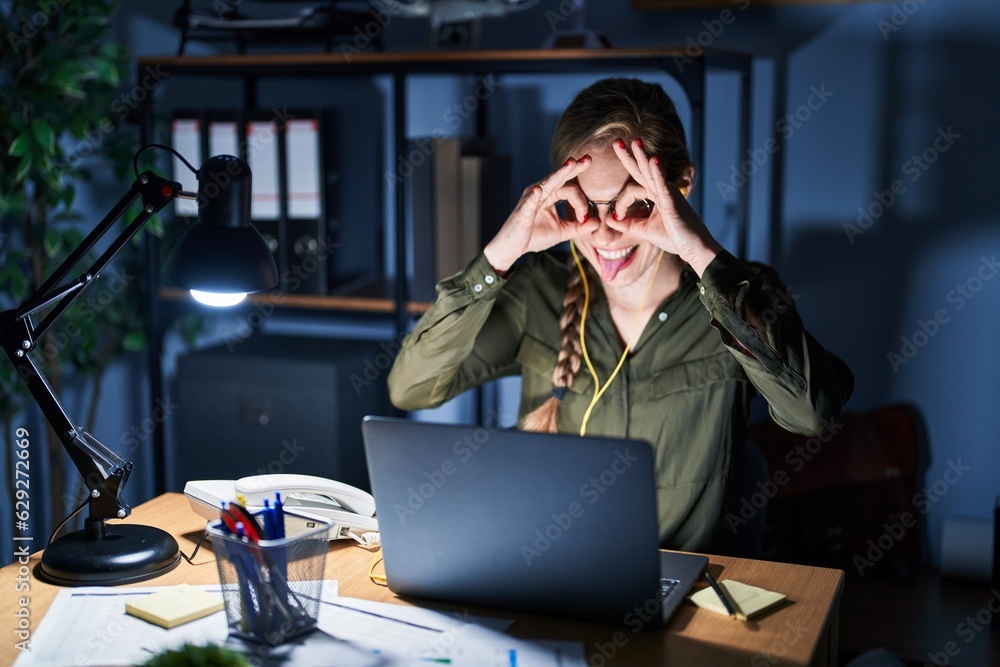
[{"xmin": 184, "ymin": 474, "xmax": 379, "ymax": 544}]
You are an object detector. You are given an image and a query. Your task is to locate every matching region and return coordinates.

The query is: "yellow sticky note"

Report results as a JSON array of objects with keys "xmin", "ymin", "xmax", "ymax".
[
  {"xmin": 689, "ymin": 579, "xmax": 787, "ymax": 619},
  {"xmin": 125, "ymin": 584, "xmax": 225, "ymax": 629}
]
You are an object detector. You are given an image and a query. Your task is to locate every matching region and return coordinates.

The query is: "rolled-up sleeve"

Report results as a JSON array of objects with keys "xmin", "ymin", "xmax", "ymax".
[
  {"xmin": 696, "ymin": 250, "xmax": 854, "ymax": 436},
  {"xmin": 387, "ymin": 253, "xmax": 524, "ymax": 411}
]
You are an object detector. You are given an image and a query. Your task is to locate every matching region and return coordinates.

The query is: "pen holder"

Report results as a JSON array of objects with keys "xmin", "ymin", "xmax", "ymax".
[{"xmin": 208, "ymin": 511, "xmax": 331, "ymax": 646}]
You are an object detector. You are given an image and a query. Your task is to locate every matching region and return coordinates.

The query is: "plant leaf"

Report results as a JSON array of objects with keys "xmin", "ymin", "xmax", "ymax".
[
  {"xmin": 14, "ymin": 155, "xmax": 33, "ymax": 183},
  {"xmin": 31, "ymin": 119, "xmax": 56, "ymax": 154},
  {"xmin": 8, "ymin": 133, "xmax": 30, "ymax": 157}
]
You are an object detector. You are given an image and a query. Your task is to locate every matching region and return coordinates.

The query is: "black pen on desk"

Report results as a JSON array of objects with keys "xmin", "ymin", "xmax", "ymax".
[{"xmin": 705, "ymin": 572, "xmax": 745, "ymax": 621}]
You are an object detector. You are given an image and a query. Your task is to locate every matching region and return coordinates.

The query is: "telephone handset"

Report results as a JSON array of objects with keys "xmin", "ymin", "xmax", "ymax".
[{"xmin": 184, "ymin": 473, "xmax": 379, "ymax": 544}]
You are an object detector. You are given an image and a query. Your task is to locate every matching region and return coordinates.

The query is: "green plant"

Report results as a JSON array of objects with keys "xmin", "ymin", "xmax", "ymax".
[
  {"xmin": 139, "ymin": 643, "xmax": 249, "ymax": 667},
  {"xmin": 0, "ymin": 0, "xmax": 160, "ymax": 541}
]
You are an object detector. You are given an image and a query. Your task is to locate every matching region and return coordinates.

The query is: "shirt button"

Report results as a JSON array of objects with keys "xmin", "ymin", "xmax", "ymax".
[
  {"xmin": 699, "ymin": 285, "xmax": 706, "ymax": 295},
  {"xmin": 473, "ymin": 283, "xmax": 483, "ymax": 293},
  {"xmin": 658, "ymin": 312, "xmax": 668, "ymax": 322},
  {"xmin": 485, "ymin": 275, "xmax": 495, "ymax": 284}
]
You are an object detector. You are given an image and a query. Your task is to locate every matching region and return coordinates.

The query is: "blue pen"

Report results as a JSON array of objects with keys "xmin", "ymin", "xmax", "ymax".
[
  {"xmin": 273, "ymin": 492, "xmax": 285, "ymax": 539},
  {"xmin": 261, "ymin": 499, "xmax": 273, "ymax": 540},
  {"xmin": 233, "ymin": 522, "xmax": 263, "ymax": 635}
]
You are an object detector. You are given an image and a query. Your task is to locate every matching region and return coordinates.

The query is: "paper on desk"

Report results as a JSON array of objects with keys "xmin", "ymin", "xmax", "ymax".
[
  {"xmin": 688, "ymin": 579, "xmax": 787, "ymax": 619},
  {"xmin": 318, "ymin": 596, "xmax": 586, "ymax": 666},
  {"xmin": 13, "ymin": 586, "xmax": 230, "ymax": 667},
  {"xmin": 16, "ymin": 582, "xmax": 584, "ymax": 667}
]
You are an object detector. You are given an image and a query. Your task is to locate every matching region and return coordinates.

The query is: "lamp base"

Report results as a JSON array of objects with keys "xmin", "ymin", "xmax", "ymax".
[{"xmin": 37, "ymin": 521, "xmax": 181, "ymax": 586}]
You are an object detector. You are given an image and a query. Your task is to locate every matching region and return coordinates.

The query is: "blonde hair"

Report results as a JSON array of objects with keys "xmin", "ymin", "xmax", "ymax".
[{"xmin": 522, "ymin": 78, "xmax": 690, "ymax": 433}]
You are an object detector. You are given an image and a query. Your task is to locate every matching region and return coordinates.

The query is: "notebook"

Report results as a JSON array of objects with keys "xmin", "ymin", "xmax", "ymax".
[
  {"xmin": 689, "ymin": 579, "xmax": 787, "ymax": 619},
  {"xmin": 361, "ymin": 416, "xmax": 708, "ymax": 626}
]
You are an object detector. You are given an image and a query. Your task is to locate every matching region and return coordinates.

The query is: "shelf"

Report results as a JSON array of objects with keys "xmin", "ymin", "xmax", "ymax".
[
  {"xmin": 160, "ymin": 282, "xmax": 431, "ymax": 315},
  {"xmin": 138, "ymin": 47, "xmax": 751, "ymax": 77}
]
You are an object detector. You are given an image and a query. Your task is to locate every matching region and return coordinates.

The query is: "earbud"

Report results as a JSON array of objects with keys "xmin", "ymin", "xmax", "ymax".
[{"xmin": 678, "ymin": 186, "xmax": 689, "ymax": 197}]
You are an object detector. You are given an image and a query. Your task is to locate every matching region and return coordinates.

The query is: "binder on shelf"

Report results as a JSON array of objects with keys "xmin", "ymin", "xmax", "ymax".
[
  {"xmin": 459, "ymin": 153, "xmax": 510, "ymax": 277},
  {"xmin": 246, "ymin": 118, "xmax": 280, "ymax": 221},
  {"xmin": 208, "ymin": 117, "xmax": 239, "ymax": 158},
  {"xmin": 285, "ymin": 118, "xmax": 322, "ymax": 220},
  {"xmin": 167, "ymin": 110, "xmax": 334, "ymax": 297},
  {"xmin": 408, "ymin": 136, "xmax": 508, "ymax": 303},
  {"xmin": 169, "ymin": 115, "xmax": 201, "ymax": 218}
]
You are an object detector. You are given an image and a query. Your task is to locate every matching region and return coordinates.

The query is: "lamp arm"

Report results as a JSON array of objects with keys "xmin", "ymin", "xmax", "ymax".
[{"xmin": 0, "ymin": 170, "xmax": 181, "ymax": 522}]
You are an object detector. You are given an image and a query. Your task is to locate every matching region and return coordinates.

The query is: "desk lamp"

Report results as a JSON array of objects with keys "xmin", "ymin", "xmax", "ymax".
[{"xmin": 0, "ymin": 146, "xmax": 278, "ymax": 586}]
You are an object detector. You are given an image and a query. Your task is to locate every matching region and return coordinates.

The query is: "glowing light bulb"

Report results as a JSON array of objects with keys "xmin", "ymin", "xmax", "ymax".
[{"xmin": 190, "ymin": 290, "xmax": 246, "ymax": 307}]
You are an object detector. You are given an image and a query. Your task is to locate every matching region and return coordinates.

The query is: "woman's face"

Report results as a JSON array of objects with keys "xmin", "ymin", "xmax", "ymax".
[{"xmin": 568, "ymin": 139, "xmax": 663, "ymax": 288}]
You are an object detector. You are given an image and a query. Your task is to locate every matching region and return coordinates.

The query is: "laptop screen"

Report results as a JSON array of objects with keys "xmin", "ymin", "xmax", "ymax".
[{"xmin": 361, "ymin": 416, "xmax": 667, "ymax": 624}]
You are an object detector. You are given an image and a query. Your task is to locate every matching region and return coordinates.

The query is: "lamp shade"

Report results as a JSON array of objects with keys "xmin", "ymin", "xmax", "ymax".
[{"xmin": 165, "ymin": 155, "xmax": 278, "ymax": 295}]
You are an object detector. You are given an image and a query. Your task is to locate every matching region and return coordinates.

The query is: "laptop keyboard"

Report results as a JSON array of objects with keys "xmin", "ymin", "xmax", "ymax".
[{"xmin": 659, "ymin": 578, "xmax": 681, "ymax": 602}]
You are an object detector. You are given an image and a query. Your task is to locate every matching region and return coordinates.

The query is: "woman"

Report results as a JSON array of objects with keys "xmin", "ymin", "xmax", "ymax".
[{"xmin": 388, "ymin": 77, "xmax": 853, "ymax": 552}]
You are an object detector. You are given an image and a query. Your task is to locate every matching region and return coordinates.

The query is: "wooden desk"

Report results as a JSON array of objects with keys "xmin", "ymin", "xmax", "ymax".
[{"xmin": 0, "ymin": 494, "xmax": 843, "ymax": 666}]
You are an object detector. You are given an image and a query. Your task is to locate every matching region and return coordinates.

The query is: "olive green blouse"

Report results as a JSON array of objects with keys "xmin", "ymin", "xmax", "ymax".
[{"xmin": 387, "ymin": 249, "xmax": 854, "ymax": 552}]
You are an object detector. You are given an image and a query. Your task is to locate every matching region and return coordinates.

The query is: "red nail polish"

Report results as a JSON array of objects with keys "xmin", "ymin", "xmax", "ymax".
[
  {"xmin": 617, "ymin": 139, "xmax": 626, "ymax": 149},
  {"xmin": 564, "ymin": 157, "xmax": 573, "ymax": 166},
  {"xmin": 653, "ymin": 156, "xmax": 660, "ymax": 166},
  {"xmin": 581, "ymin": 154, "xmax": 591, "ymax": 162},
  {"xmin": 582, "ymin": 213, "xmax": 589, "ymax": 223},
  {"xmin": 636, "ymin": 138, "xmax": 644, "ymax": 149}
]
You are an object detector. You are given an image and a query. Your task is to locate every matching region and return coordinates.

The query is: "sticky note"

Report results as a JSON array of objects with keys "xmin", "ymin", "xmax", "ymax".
[
  {"xmin": 124, "ymin": 584, "xmax": 225, "ymax": 629},
  {"xmin": 688, "ymin": 579, "xmax": 787, "ymax": 619}
]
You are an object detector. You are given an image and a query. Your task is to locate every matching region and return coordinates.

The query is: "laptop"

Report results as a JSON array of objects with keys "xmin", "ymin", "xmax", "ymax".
[{"xmin": 361, "ymin": 416, "xmax": 708, "ymax": 627}]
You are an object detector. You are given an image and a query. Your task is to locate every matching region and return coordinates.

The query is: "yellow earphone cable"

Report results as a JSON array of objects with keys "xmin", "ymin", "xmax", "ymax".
[
  {"xmin": 570, "ymin": 240, "xmax": 601, "ymax": 409},
  {"xmin": 570, "ymin": 241, "xmax": 665, "ymax": 437},
  {"xmin": 368, "ymin": 548, "xmax": 387, "ymax": 585}
]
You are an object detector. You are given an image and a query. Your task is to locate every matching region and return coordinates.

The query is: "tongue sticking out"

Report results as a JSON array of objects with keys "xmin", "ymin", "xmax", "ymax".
[{"xmin": 596, "ymin": 247, "xmax": 637, "ymax": 282}]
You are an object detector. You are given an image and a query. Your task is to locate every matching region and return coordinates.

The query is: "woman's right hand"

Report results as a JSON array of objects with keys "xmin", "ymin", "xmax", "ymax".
[{"xmin": 483, "ymin": 156, "xmax": 600, "ymax": 275}]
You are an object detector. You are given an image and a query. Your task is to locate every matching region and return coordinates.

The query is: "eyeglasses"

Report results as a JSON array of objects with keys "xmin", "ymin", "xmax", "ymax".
[{"xmin": 557, "ymin": 197, "xmax": 654, "ymax": 222}]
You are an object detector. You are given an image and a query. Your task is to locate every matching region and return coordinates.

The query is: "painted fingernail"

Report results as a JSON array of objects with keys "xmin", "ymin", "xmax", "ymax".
[
  {"xmin": 532, "ymin": 185, "xmax": 541, "ymax": 194},
  {"xmin": 581, "ymin": 154, "xmax": 591, "ymax": 162},
  {"xmin": 617, "ymin": 139, "xmax": 626, "ymax": 149},
  {"xmin": 653, "ymin": 156, "xmax": 660, "ymax": 166},
  {"xmin": 636, "ymin": 138, "xmax": 644, "ymax": 150},
  {"xmin": 581, "ymin": 213, "xmax": 589, "ymax": 223},
  {"xmin": 564, "ymin": 157, "xmax": 574, "ymax": 166},
  {"xmin": 613, "ymin": 211, "xmax": 622, "ymax": 221}
]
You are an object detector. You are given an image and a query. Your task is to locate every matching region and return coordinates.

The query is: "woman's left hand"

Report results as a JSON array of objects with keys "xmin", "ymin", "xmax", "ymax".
[{"xmin": 607, "ymin": 138, "xmax": 722, "ymax": 277}]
